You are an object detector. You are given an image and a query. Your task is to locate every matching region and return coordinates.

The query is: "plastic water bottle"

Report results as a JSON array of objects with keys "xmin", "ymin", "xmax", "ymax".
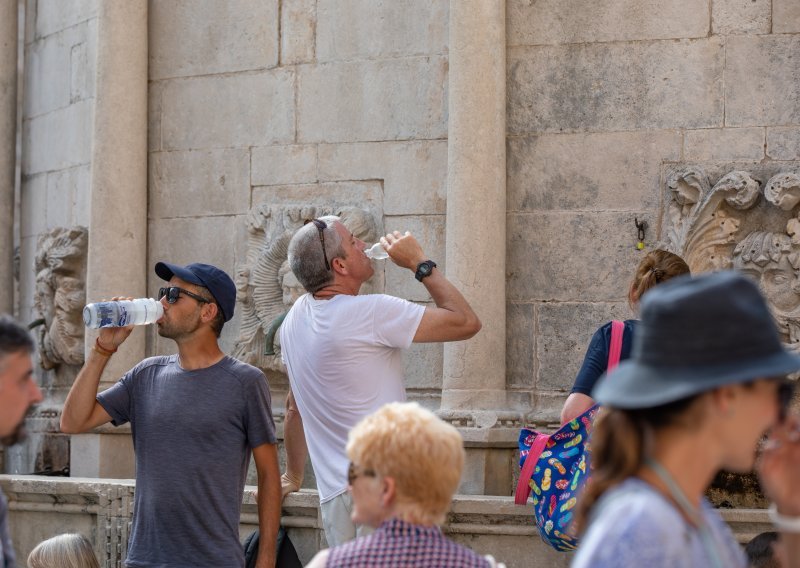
[
  {"xmin": 365, "ymin": 243, "xmax": 389, "ymax": 260},
  {"xmin": 83, "ymin": 298, "xmax": 164, "ymax": 328}
]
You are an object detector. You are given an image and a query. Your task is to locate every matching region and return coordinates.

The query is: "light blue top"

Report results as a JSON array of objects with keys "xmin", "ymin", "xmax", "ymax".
[{"xmin": 572, "ymin": 478, "xmax": 747, "ymax": 568}]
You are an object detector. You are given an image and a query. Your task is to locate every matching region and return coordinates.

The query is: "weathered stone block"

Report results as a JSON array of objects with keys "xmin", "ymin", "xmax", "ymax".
[
  {"xmin": 774, "ymin": 0, "xmax": 800, "ymax": 33},
  {"xmin": 148, "ymin": 82, "xmax": 163, "ymax": 152},
  {"xmin": 34, "ymin": 0, "xmax": 96, "ymax": 39},
  {"xmin": 22, "ymin": 99, "xmax": 93, "ymax": 174},
  {"xmin": 448, "ymin": 533, "xmax": 572, "ymax": 568},
  {"xmin": 403, "ymin": 339, "xmax": 443, "ymax": 390},
  {"xmin": 712, "ymin": 0, "xmax": 770, "ymax": 35},
  {"xmin": 25, "ymin": 21, "xmax": 94, "ymax": 117},
  {"xmin": 508, "ymin": 39, "xmax": 723, "ymax": 134},
  {"xmin": 316, "ymin": 0, "xmax": 447, "ymax": 61},
  {"xmin": 318, "ymin": 140, "xmax": 447, "ymax": 215},
  {"xmin": 684, "ymin": 127, "xmax": 765, "ymax": 161},
  {"xmin": 726, "ymin": 36, "xmax": 800, "ymax": 127},
  {"xmin": 150, "ymin": 149, "xmax": 251, "ymax": 217},
  {"xmin": 507, "ymin": 0, "xmax": 707, "ymax": 46},
  {"xmin": 298, "ymin": 58, "xmax": 447, "ymax": 143},
  {"xmin": 20, "ymin": 174, "xmax": 47, "ymax": 239},
  {"xmin": 383, "ymin": 215, "xmax": 445, "ymax": 302},
  {"xmin": 508, "ymin": 131, "xmax": 680, "ymax": 211},
  {"xmin": 537, "ymin": 302, "xmax": 633, "ymax": 392},
  {"xmin": 161, "ymin": 70, "xmax": 295, "ymax": 150},
  {"xmin": 46, "ymin": 165, "xmax": 91, "ymax": 228},
  {"xmin": 767, "ymin": 127, "xmax": 800, "ymax": 160},
  {"xmin": 149, "ymin": 0, "xmax": 279, "ymax": 79},
  {"xmin": 506, "ymin": 303, "xmax": 534, "ymax": 389},
  {"xmin": 507, "ymin": 212, "xmax": 650, "ymax": 302},
  {"xmin": 282, "ymin": 0, "xmax": 316, "ymax": 65},
  {"xmin": 251, "ymin": 181, "xmax": 384, "ymax": 215},
  {"xmin": 251, "ymin": 145, "xmax": 318, "ymax": 186}
]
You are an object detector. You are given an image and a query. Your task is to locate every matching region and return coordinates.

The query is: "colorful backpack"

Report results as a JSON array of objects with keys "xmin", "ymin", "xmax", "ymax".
[{"xmin": 514, "ymin": 320, "xmax": 623, "ymax": 551}]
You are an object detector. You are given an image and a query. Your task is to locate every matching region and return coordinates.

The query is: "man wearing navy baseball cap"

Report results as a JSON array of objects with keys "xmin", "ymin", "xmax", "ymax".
[{"xmin": 61, "ymin": 262, "xmax": 281, "ymax": 568}]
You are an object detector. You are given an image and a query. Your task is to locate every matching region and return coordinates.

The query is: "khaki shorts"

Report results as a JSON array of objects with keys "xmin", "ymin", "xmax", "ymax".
[{"xmin": 320, "ymin": 492, "xmax": 373, "ymax": 547}]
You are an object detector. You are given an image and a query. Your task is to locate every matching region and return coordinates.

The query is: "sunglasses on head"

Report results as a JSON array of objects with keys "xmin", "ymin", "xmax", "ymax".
[
  {"xmin": 304, "ymin": 218, "xmax": 331, "ymax": 271},
  {"xmin": 158, "ymin": 286, "xmax": 211, "ymax": 305}
]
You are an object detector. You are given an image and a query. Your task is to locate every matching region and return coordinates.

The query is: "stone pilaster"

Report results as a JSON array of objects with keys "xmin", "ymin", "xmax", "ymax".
[
  {"xmin": 75, "ymin": 0, "xmax": 148, "ymax": 479},
  {"xmin": 441, "ymin": 0, "xmax": 510, "ymax": 495},
  {"xmin": 441, "ymin": 0, "xmax": 507, "ymax": 412},
  {"xmin": 0, "ymin": 0, "xmax": 17, "ymax": 314}
]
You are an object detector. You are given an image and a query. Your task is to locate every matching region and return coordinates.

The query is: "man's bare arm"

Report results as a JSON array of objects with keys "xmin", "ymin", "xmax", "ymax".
[
  {"xmin": 381, "ymin": 231, "xmax": 481, "ymax": 343},
  {"xmin": 253, "ymin": 443, "xmax": 281, "ymax": 568}
]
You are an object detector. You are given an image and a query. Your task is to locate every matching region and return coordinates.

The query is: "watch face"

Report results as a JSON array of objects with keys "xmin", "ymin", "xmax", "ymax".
[{"xmin": 419, "ymin": 263, "xmax": 432, "ymax": 275}]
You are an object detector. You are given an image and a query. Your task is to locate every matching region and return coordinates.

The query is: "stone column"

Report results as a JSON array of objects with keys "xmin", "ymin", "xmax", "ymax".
[
  {"xmin": 0, "ymin": 0, "xmax": 17, "ymax": 314},
  {"xmin": 442, "ymin": 1, "xmax": 507, "ymax": 411},
  {"xmin": 73, "ymin": 0, "xmax": 147, "ymax": 478},
  {"xmin": 441, "ymin": 1, "xmax": 514, "ymax": 495}
]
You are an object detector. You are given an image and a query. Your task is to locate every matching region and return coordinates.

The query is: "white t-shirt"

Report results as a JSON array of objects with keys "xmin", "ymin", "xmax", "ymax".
[{"xmin": 280, "ymin": 293, "xmax": 426, "ymax": 502}]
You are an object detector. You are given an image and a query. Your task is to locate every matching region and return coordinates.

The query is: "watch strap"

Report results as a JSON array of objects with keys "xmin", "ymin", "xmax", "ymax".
[{"xmin": 414, "ymin": 260, "xmax": 437, "ymax": 282}]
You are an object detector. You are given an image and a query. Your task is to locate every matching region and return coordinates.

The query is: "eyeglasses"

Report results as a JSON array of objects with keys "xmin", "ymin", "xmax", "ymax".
[
  {"xmin": 158, "ymin": 286, "xmax": 211, "ymax": 305},
  {"xmin": 778, "ymin": 380, "xmax": 795, "ymax": 422},
  {"xmin": 347, "ymin": 462, "xmax": 376, "ymax": 486},
  {"xmin": 304, "ymin": 218, "xmax": 331, "ymax": 271}
]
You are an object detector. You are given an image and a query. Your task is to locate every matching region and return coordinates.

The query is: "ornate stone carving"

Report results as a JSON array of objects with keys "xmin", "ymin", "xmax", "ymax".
[
  {"xmin": 233, "ymin": 205, "xmax": 380, "ymax": 374},
  {"xmin": 33, "ymin": 227, "xmax": 88, "ymax": 369},
  {"xmin": 664, "ymin": 166, "xmax": 800, "ymax": 347}
]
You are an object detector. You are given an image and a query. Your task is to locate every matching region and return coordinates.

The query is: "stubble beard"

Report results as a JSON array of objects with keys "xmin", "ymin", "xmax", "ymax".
[{"xmin": 1, "ymin": 405, "xmax": 34, "ymax": 446}]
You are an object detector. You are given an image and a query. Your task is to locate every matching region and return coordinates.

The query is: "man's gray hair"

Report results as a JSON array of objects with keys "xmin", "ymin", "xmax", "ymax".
[
  {"xmin": 0, "ymin": 315, "xmax": 34, "ymax": 372},
  {"xmin": 288, "ymin": 215, "xmax": 346, "ymax": 294}
]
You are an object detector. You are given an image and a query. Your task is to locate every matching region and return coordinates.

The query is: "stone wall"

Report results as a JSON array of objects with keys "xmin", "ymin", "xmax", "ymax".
[
  {"xmin": 145, "ymin": 0, "xmax": 450, "ymax": 411},
  {"xmin": 0, "ymin": 475, "xmax": 772, "ymax": 568},
  {"xmin": 506, "ymin": 0, "xmax": 800, "ymax": 420}
]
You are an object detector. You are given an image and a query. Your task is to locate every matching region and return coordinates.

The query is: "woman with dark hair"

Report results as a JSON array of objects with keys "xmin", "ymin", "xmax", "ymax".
[
  {"xmin": 572, "ymin": 271, "xmax": 800, "ymax": 568},
  {"xmin": 560, "ymin": 249, "xmax": 690, "ymax": 424}
]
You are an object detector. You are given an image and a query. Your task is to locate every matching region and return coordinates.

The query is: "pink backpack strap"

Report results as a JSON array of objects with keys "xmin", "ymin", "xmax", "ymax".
[
  {"xmin": 608, "ymin": 320, "xmax": 624, "ymax": 371},
  {"xmin": 514, "ymin": 433, "xmax": 551, "ymax": 505}
]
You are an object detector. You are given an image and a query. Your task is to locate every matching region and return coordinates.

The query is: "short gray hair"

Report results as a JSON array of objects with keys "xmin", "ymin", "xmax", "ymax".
[
  {"xmin": 28, "ymin": 533, "xmax": 100, "ymax": 568},
  {"xmin": 288, "ymin": 215, "xmax": 346, "ymax": 294}
]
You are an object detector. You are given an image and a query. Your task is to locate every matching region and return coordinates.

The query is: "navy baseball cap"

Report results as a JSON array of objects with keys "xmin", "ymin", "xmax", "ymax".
[{"xmin": 155, "ymin": 262, "xmax": 236, "ymax": 322}]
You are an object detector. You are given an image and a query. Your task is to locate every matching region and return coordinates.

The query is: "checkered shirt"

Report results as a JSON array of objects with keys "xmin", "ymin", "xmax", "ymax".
[{"xmin": 326, "ymin": 517, "xmax": 490, "ymax": 567}]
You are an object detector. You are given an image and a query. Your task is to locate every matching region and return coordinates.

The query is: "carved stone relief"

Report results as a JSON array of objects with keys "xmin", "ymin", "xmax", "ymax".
[
  {"xmin": 233, "ymin": 205, "xmax": 380, "ymax": 375},
  {"xmin": 33, "ymin": 226, "xmax": 88, "ymax": 369},
  {"xmin": 663, "ymin": 165, "xmax": 800, "ymax": 347}
]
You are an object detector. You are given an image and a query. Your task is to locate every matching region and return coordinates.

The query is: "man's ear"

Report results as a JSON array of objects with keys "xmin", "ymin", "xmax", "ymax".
[
  {"xmin": 710, "ymin": 386, "xmax": 737, "ymax": 417},
  {"xmin": 202, "ymin": 301, "xmax": 219, "ymax": 323},
  {"xmin": 331, "ymin": 256, "xmax": 348, "ymax": 276}
]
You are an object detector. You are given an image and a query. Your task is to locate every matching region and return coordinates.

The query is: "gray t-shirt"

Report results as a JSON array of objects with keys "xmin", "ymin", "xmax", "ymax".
[
  {"xmin": 572, "ymin": 478, "xmax": 746, "ymax": 568},
  {"xmin": 0, "ymin": 489, "xmax": 14, "ymax": 568},
  {"xmin": 98, "ymin": 355, "xmax": 276, "ymax": 568}
]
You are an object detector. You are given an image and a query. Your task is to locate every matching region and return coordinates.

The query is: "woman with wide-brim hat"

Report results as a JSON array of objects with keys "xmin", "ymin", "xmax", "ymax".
[{"xmin": 572, "ymin": 271, "xmax": 800, "ymax": 568}]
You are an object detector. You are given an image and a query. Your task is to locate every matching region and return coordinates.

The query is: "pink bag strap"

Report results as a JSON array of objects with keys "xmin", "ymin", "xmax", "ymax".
[
  {"xmin": 607, "ymin": 320, "xmax": 624, "ymax": 371},
  {"xmin": 514, "ymin": 433, "xmax": 550, "ymax": 505}
]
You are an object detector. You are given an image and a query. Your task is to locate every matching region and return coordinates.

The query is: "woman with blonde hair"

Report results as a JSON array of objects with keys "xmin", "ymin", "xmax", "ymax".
[
  {"xmin": 560, "ymin": 249, "xmax": 690, "ymax": 424},
  {"xmin": 27, "ymin": 533, "xmax": 99, "ymax": 568},
  {"xmin": 573, "ymin": 271, "xmax": 800, "ymax": 567},
  {"xmin": 306, "ymin": 402, "xmax": 504, "ymax": 567}
]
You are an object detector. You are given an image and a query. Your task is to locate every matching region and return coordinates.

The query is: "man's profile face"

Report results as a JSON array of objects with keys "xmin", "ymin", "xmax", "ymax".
[{"xmin": 0, "ymin": 350, "xmax": 42, "ymax": 444}]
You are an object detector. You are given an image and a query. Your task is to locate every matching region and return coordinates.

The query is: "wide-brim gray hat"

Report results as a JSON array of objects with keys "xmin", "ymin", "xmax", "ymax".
[{"xmin": 593, "ymin": 270, "xmax": 800, "ymax": 409}]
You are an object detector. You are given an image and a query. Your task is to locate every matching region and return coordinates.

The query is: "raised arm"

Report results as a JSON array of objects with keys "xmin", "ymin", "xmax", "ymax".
[
  {"xmin": 381, "ymin": 231, "xmax": 481, "ymax": 343},
  {"xmin": 60, "ymin": 323, "xmax": 132, "ymax": 434},
  {"xmin": 281, "ymin": 390, "xmax": 307, "ymax": 499}
]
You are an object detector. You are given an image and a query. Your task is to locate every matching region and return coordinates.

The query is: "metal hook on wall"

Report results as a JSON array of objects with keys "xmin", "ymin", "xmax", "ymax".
[{"xmin": 635, "ymin": 218, "xmax": 647, "ymax": 250}]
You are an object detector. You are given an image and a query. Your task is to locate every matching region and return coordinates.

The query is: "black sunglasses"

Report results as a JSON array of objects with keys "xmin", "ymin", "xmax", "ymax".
[
  {"xmin": 778, "ymin": 380, "xmax": 796, "ymax": 422},
  {"xmin": 158, "ymin": 286, "xmax": 211, "ymax": 305},
  {"xmin": 304, "ymin": 218, "xmax": 331, "ymax": 271},
  {"xmin": 347, "ymin": 462, "xmax": 376, "ymax": 486}
]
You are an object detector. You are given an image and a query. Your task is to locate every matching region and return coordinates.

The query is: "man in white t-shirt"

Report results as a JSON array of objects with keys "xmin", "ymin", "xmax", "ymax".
[{"xmin": 279, "ymin": 215, "xmax": 481, "ymax": 546}]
